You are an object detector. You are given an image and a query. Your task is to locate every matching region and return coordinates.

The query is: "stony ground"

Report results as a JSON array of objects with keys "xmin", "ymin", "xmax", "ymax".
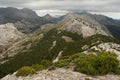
[{"xmin": 2, "ymin": 68, "xmax": 120, "ymax": 80}]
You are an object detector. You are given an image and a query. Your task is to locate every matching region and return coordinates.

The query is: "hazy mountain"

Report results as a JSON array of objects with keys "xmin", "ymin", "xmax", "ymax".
[
  {"xmin": 0, "ymin": 7, "xmax": 39, "ymax": 23},
  {"xmin": 91, "ymin": 14, "xmax": 120, "ymax": 40},
  {"xmin": 42, "ymin": 14, "xmax": 54, "ymax": 20},
  {"xmin": 0, "ymin": 7, "xmax": 58, "ymax": 33}
]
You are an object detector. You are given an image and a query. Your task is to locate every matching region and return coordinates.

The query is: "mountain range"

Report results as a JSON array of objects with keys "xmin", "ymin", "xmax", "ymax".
[
  {"xmin": 0, "ymin": 7, "xmax": 57, "ymax": 33},
  {"xmin": 0, "ymin": 7, "xmax": 120, "ymax": 80}
]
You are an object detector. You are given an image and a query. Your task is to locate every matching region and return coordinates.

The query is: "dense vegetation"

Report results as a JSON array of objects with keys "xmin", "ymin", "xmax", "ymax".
[
  {"xmin": 16, "ymin": 60, "xmax": 52, "ymax": 77},
  {"xmin": 0, "ymin": 29, "xmax": 120, "ymax": 78},
  {"xmin": 55, "ymin": 51, "xmax": 120, "ymax": 75},
  {"xmin": 16, "ymin": 51, "xmax": 120, "ymax": 76},
  {"xmin": 16, "ymin": 66, "xmax": 36, "ymax": 77}
]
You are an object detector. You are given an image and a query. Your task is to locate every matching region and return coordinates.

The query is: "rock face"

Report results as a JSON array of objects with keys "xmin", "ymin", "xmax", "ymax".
[
  {"xmin": 57, "ymin": 13, "xmax": 112, "ymax": 37},
  {"xmin": 2, "ymin": 68, "xmax": 120, "ymax": 80},
  {"xmin": 0, "ymin": 23, "xmax": 23, "ymax": 46},
  {"xmin": 90, "ymin": 42, "xmax": 120, "ymax": 60},
  {"xmin": 0, "ymin": 23, "xmax": 23, "ymax": 61}
]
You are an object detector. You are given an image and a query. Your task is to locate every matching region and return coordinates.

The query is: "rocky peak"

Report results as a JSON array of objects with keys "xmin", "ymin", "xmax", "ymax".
[
  {"xmin": 42, "ymin": 14, "xmax": 54, "ymax": 20},
  {"xmin": 58, "ymin": 13, "xmax": 112, "ymax": 37},
  {"xmin": 0, "ymin": 7, "xmax": 39, "ymax": 23},
  {"xmin": 19, "ymin": 8, "xmax": 38, "ymax": 19}
]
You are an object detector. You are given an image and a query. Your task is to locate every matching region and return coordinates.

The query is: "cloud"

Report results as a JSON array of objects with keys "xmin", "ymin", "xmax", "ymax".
[
  {"xmin": 0, "ymin": 0, "xmax": 119, "ymax": 12},
  {"xmin": 0, "ymin": 0, "xmax": 120, "ymax": 19}
]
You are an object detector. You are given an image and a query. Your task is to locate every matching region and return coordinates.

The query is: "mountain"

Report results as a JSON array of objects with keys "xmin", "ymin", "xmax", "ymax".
[
  {"xmin": 42, "ymin": 14, "xmax": 60, "ymax": 24},
  {"xmin": 0, "ymin": 11, "xmax": 120, "ymax": 79},
  {"xmin": 42, "ymin": 14, "xmax": 54, "ymax": 20},
  {"xmin": 68, "ymin": 12, "xmax": 120, "ymax": 40},
  {"xmin": 0, "ymin": 7, "xmax": 39, "ymax": 23},
  {"xmin": 91, "ymin": 14, "xmax": 120, "ymax": 40},
  {"xmin": 0, "ymin": 7, "xmax": 58, "ymax": 33},
  {"xmin": 54, "ymin": 13, "xmax": 112, "ymax": 37}
]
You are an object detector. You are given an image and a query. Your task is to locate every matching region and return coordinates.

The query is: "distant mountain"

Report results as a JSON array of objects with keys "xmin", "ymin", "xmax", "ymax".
[
  {"xmin": 42, "ymin": 14, "xmax": 58, "ymax": 23},
  {"xmin": 91, "ymin": 14, "xmax": 120, "ymax": 40},
  {"xmin": 42, "ymin": 14, "xmax": 54, "ymax": 20},
  {"xmin": 0, "ymin": 7, "xmax": 39, "ymax": 23},
  {"xmin": 0, "ymin": 7, "xmax": 58, "ymax": 33}
]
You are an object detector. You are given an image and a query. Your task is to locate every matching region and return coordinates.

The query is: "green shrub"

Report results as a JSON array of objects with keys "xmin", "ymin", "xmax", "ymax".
[
  {"xmin": 40, "ymin": 60, "xmax": 52, "ymax": 68},
  {"xmin": 16, "ymin": 66, "xmax": 35, "ymax": 77},
  {"xmin": 75, "ymin": 54, "xmax": 97, "ymax": 75},
  {"xmin": 85, "ymin": 78, "xmax": 91, "ymax": 80},
  {"xmin": 31, "ymin": 64, "xmax": 45, "ymax": 71},
  {"xmin": 94, "ymin": 51, "xmax": 119, "ymax": 74},
  {"xmin": 54, "ymin": 59, "xmax": 69, "ymax": 68},
  {"xmin": 75, "ymin": 51, "xmax": 120, "ymax": 75}
]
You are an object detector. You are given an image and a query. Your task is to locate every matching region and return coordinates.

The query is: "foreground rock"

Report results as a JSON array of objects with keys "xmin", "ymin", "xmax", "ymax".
[{"xmin": 2, "ymin": 68, "xmax": 120, "ymax": 80}]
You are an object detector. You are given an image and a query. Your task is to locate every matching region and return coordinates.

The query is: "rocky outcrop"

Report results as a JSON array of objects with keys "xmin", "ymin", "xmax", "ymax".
[
  {"xmin": 0, "ymin": 23, "xmax": 24, "ymax": 63},
  {"xmin": 2, "ymin": 68, "xmax": 120, "ymax": 80},
  {"xmin": 0, "ymin": 23, "xmax": 23, "ymax": 46},
  {"xmin": 90, "ymin": 42, "xmax": 120, "ymax": 60}
]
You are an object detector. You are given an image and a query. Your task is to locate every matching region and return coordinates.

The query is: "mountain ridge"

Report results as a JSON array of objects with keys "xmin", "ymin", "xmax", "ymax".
[{"xmin": 0, "ymin": 7, "xmax": 120, "ymax": 79}]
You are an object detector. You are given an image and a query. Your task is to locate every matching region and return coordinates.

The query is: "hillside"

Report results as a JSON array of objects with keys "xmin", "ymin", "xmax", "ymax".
[{"xmin": 0, "ymin": 27, "xmax": 120, "ymax": 78}]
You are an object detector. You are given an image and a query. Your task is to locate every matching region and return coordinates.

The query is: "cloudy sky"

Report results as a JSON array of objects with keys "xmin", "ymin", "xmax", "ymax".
[{"xmin": 0, "ymin": 0, "xmax": 120, "ymax": 19}]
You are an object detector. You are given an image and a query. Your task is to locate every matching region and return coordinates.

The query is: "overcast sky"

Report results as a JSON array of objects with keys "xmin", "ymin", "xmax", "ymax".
[{"xmin": 0, "ymin": 0, "xmax": 120, "ymax": 19}]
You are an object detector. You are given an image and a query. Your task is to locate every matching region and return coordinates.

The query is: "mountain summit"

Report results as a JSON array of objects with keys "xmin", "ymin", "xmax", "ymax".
[{"xmin": 55, "ymin": 13, "xmax": 112, "ymax": 37}]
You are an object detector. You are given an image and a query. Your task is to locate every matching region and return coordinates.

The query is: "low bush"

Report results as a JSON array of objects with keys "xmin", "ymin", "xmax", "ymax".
[
  {"xmin": 31, "ymin": 64, "xmax": 45, "ymax": 71},
  {"xmin": 54, "ymin": 59, "xmax": 69, "ymax": 68},
  {"xmin": 16, "ymin": 66, "xmax": 35, "ymax": 77},
  {"xmin": 40, "ymin": 60, "xmax": 52, "ymax": 68}
]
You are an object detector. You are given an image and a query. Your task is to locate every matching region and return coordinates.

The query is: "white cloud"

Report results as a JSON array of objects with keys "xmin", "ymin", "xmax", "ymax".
[
  {"xmin": 36, "ymin": 9, "xmax": 70, "ymax": 16},
  {"xmin": 90, "ymin": 12, "xmax": 120, "ymax": 19}
]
